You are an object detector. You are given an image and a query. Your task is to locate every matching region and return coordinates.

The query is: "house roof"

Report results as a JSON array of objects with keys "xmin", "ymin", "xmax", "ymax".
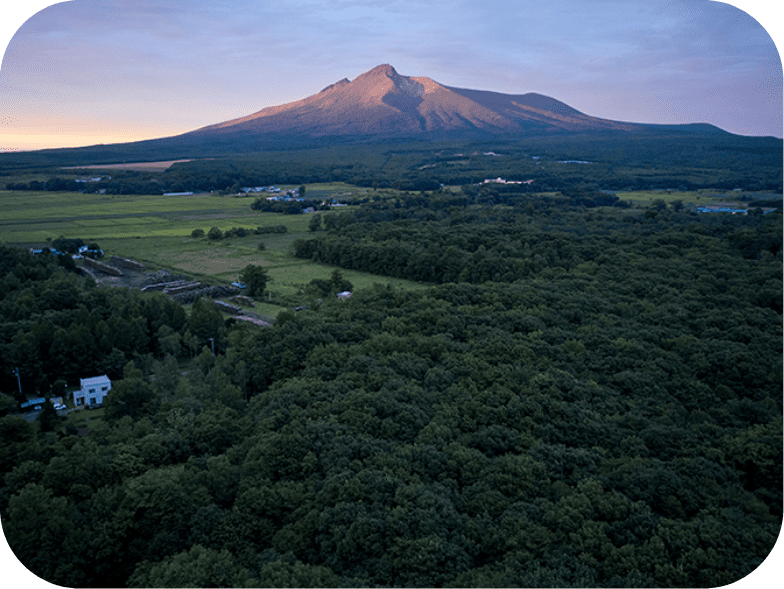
[{"xmin": 80, "ymin": 375, "xmax": 111, "ymax": 388}]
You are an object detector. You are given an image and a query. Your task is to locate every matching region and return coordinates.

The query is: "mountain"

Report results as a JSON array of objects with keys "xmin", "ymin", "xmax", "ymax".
[
  {"xmin": 0, "ymin": 63, "xmax": 742, "ymax": 168},
  {"xmin": 184, "ymin": 64, "xmax": 723, "ymax": 143}
]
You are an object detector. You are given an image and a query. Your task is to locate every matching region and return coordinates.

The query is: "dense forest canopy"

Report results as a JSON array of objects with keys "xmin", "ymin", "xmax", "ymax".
[
  {"xmin": 294, "ymin": 187, "xmax": 782, "ymax": 286},
  {"xmin": 0, "ymin": 195, "xmax": 781, "ymax": 587}
]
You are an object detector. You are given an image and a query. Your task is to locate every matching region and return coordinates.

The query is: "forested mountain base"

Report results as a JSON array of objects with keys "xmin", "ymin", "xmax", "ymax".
[
  {"xmin": 4, "ymin": 135, "xmax": 782, "ymax": 195},
  {"xmin": 0, "ymin": 199, "xmax": 781, "ymax": 587}
]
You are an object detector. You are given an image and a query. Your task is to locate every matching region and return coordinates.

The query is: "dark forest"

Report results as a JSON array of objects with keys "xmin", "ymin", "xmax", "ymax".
[{"xmin": 1, "ymin": 190, "xmax": 781, "ymax": 586}]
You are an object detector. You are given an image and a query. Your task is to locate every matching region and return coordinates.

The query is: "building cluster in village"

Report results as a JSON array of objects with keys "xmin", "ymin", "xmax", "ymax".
[{"xmin": 244, "ymin": 186, "xmax": 303, "ymax": 202}]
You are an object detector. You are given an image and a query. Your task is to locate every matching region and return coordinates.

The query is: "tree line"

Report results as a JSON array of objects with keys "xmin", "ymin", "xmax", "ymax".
[
  {"xmin": 250, "ymin": 198, "xmax": 332, "ymax": 215},
  {"xmin": 4, "ymin": 134, "xmax": 782, "ymax": 196}
]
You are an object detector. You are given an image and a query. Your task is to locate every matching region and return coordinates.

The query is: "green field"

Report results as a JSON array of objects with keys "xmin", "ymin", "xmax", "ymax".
[
  {"xmin": 614, "ymin": 189, "xmax": 747, "ymax": 206},
  {"xmin": 0, "ymin": 187, "xmax": 427, "ymax": 315},
  {"xmin": 0, "ymin": 191, "xmax": 272, "ymax": 241},
  {"xmin": 0, "ymin": 183, "xmax": 381, "ymax": 238}
]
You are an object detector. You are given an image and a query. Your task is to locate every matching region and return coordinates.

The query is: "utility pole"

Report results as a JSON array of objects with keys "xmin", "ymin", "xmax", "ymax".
[
  {"xmin": 208, "ymin": 337, "xmax": 215, "ymax": 355},
  {"xmin": 13, "ymin": 367, "xmax": 22, "ymax": 395}
]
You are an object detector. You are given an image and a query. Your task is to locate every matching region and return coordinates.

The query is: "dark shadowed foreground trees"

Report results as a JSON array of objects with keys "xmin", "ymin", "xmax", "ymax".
[{"xmin": 0, "ymin": 203, "xmax": 781, "ymax": 587}]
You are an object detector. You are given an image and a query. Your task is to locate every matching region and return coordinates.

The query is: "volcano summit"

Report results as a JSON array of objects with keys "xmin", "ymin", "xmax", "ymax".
[
  {"xmin": 184, "ymin": 64, "xmax": 724, "ymax": 145},
  {"xmin": 2, "ymin": 63, "xmax": 735, "ymax": 165}
]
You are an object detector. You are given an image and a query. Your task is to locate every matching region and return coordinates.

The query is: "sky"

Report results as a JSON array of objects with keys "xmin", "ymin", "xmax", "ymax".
[{"xmin": 0, "ymin": 0, "xmax": 781, "ymax": 152}]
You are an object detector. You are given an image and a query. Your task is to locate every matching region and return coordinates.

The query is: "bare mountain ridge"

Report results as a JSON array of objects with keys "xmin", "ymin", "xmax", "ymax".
[
  {"xmin": 0, "ymin": 64, "xmax": 737, "ymax": 167},
  {"xmin": 188, "ymin": 64, "xmax": 715, "ymax": 141}
]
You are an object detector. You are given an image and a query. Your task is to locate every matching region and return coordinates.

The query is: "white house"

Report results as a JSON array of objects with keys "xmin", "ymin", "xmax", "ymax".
[{"xmin": 74, "ymin": 375, "xmax": 112, "ymax": 407}]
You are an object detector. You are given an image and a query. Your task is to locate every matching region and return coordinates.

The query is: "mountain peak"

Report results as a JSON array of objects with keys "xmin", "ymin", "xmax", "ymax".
[
  {"xmin": 361, "ymin": 64, "xmax": 399, "ymax": 78},
  {"xmin": 193, "ymin": 64, "xmax": 715, "ymax": 142}
]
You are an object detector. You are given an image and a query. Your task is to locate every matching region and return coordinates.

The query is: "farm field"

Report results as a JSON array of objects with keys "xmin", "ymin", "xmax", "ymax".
[
  {"xmin": 301, "ymin": 182, "xmax": 377, "ymax": 200},
  {"xmin": 0, "ymin": 187, "xmax": 427, "ymax": 316},
  {"xmin": 614, "ymin": 188, "xmax": 777, "ymax": 206},
  {"xmin": 0, "ymin": 190, "xmax": 269, "ymax": 242},
  {"xmin": 62, "ymin": 159, "xmax": 194, "ymax": 171},
  {"xmin": 97, "ymin": 235, "xmax": 426, "ymax": 298},
  {"xmin": 0, "ymin": 182, "xmax": 376, "ymax": 238}
]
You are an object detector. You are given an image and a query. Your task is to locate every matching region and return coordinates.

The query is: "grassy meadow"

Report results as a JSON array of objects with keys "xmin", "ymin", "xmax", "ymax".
[
  {"xmin": 0, "ymin": 186, "xmax": 427, "ymax": 315},
  {"xmin": 613, "ymin": 188, "xmax": 749, "ymax": 206}
]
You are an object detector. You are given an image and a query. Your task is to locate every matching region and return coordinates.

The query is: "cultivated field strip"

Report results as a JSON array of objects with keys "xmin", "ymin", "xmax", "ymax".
[{"xmin": 0, "ymin": 191, "xmax": 300, "ymax": 242}]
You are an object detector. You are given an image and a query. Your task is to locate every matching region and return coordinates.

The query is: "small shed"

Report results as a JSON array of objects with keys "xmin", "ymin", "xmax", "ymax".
[{"xmin": 74, "ymin": 375, "xmax": 112, "ymax": 407}]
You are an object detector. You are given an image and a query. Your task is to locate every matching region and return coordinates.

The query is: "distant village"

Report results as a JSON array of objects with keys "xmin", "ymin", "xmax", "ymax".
[{"xmin": 163, "ymin": 185, "xmax": 304, "ymax": 199}]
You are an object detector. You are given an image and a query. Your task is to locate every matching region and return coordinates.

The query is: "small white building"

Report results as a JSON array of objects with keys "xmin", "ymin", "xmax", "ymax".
[{"xmin": 74, "ymin": 375, "xmax": 112, "ymax": 407}]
